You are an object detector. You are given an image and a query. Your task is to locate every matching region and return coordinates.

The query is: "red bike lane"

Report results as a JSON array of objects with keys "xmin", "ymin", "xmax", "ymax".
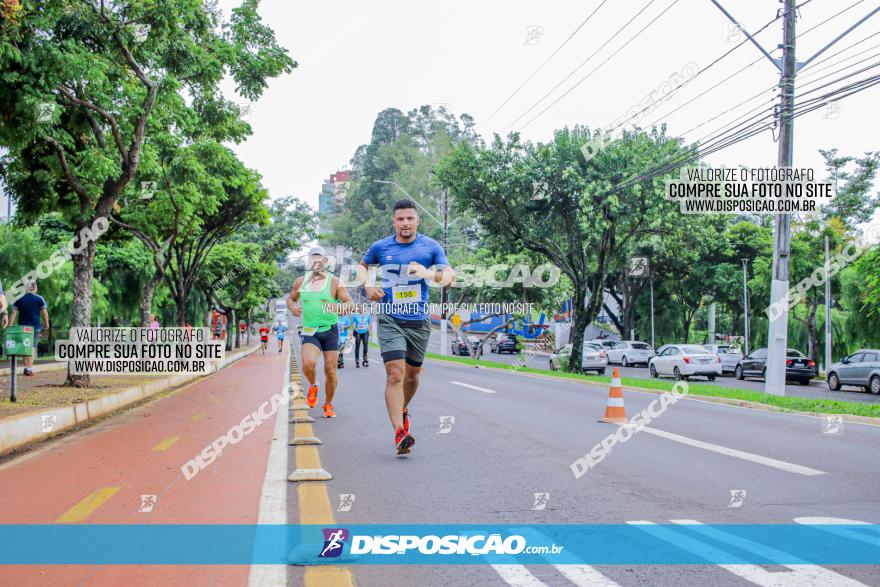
[{"xmin": 0, "ymin": 345, "xmax": 288, "ymax": 586}]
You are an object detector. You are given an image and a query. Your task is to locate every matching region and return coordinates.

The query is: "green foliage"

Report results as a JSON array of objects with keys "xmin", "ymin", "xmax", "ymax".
[{"xmin": 328, "ymin": 105, "xmax": 482, "ymax": 255}]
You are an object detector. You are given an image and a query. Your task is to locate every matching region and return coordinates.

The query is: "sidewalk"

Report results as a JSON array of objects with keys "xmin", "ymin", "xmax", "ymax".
[{"xmin": 0, "ymin": 343, "xmax": 289, "ymax": 586}]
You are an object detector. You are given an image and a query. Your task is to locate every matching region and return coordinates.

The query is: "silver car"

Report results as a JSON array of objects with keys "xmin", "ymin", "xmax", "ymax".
[
  {"xmin": 827, "ymin": 349, "xmax": 880, "ymax": 394},
  {"xmin": 605, "ymin": 341, "xmax": 655, "ymax": 367},
  {"xmin": 703, "ymin": 344, "xmax": 742, "ymax": 374},
  {"xmin": 549, "ymin": 343, "xmax": 608, "ymax": 374}
]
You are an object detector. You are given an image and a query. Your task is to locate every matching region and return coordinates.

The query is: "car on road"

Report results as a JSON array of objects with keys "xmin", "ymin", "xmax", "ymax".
[
  {"xmin": 649, "ymin": 344, "xmax": 723, "ymax": 381},
  {"xmin": 451, "ymin": 335, "xmax": 479, "ymax": 356},
  {"xmin": 588, "ymin": 339, "xmax": 618, "ymax": 352},
  {"xmin": 491, "ymin": 333, "xmax": 519, "ymax": 354},
  {"xmin": 703, "ymin": 344, "xmax": 743, "ymax": 374},
  {"xmin": 734, "ymin": 347, "xmax": 816, "ymax": 385},
  {"xmin": 549, "ymin": 342, "xmax": 607, "ymax": 374},
  {"xmin": 826, "ymin": 349, "xmax": 880, "ymax": 394},
  {"xmin": 605, "ymin": 341, "xmax": 655, "ymax": 367}
]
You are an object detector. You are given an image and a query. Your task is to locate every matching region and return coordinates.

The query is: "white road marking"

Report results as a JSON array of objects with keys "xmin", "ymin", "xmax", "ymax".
[
  {"xmin": 490, "ymin": 563, "xmax": 548, "ymax": 586},
  {"xmin": 641, "ymin": 426, "xmax": 827, "ymax": 476},
  {"xmin": 793, "ymin": 517, "xmax": 877, "ymax": 546},
  {"xmin": 512, "ymin": 527, "xmax": 620, "ymax": 586},
  {"xmin": 450, "ymin": 380, "xmax": 497, "ymax": 394},
  {"xmin": 247, "ymin": 344, "xmax": 290, "ymax": 587},
  {"xmin": 670, "ymin": 520, "xmax": 868, "ymax": 587},
  {"xmin": 629, "ymin": 521, "xmax": 867, "ymax": 586}
]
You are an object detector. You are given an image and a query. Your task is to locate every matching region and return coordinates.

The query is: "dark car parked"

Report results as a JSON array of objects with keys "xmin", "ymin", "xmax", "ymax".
[
  {"xmin": 827, "ymin": 349, "xmax": 880, "ymax": 394},
  {"xmin": 495, "ymin": 334, "xmax": 519, "ymax": 354},
  {"xmin": 734, "ymin": 347, "xmax": 816, "ymax": 385}
]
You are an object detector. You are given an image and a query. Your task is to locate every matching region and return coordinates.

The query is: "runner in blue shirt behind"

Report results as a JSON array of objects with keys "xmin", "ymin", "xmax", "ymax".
[
  {"xmin": 352, "ymin": 311, "xmax": 371, "ymax": 368},
  {"xmin": 361, "ymin": 199, "xmax": 454, "ymax": 455},
  {"xmin": 336, "ymin": 314, "xmax": 351, "ymax": 369},
  {"xmin": 273, "ymin": 321, "xmax": 288, "ymax": 353}
]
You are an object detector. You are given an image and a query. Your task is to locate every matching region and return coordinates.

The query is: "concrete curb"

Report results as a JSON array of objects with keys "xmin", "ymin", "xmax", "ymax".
[
  {"xmin": 0, "ymin": 344, "xmax": 260, "ymax": 456},
  {"xmin": 425, "ymin": 356, "xmax": 880, "ymax": 428},
  {"xmin": 0, "ymin": 362, "xmax": 66, "ymax": 377}
]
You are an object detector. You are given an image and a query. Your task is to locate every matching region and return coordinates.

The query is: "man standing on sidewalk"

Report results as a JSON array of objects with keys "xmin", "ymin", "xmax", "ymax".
[
  {"xmin": 288, "ymin": 247, "xmax": 354, "ymax": 418},
  {"xmin": 9, "ymin": 281, "xmax": 49, "ymax": 377},
  {"xmin": 361, "ymin": 199, "xmax": 454, "ymax": 455}
]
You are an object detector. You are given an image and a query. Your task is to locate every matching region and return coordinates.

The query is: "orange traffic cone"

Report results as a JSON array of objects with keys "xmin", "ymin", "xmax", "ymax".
[{"xmin": 599, "ymin": 367, "xmax": 628, "ymax": 423}]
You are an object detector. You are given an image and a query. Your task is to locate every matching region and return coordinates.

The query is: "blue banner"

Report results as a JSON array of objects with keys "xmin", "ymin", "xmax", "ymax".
[{"xmin": 0, "ymin": 524, "xmax": 877, "ymax": 565}]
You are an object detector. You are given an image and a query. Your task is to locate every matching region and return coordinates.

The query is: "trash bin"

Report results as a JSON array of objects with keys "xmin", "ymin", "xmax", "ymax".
[
  {"xmin": 4, "ymin": 326, "xmax": 34, "ymax": 403},
  {"xmin": 4, "ymin": 325, "xmax": 35, "ymax": 356}
]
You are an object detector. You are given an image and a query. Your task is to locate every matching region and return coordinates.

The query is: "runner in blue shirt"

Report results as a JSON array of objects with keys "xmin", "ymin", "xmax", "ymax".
[
  {"xmin": 361, "ymin": 199, "xmax": 454, "ymax": 455},
  {"xmin": 352, "ymin": 311, "xmax": 371, "ymax": 368},
  {"xmin": 336, "ymin": 314, "xmax": 351, "ymax": 369},
  {"xmin": 273, "ymin": 322, "xmax": 289, "ymax": 353}
]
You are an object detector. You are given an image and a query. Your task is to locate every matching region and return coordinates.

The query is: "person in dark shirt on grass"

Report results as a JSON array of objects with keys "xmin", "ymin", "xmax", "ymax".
[{"xmin": 10, "ymin": 281, "xmax": 49, "ymax": 377}]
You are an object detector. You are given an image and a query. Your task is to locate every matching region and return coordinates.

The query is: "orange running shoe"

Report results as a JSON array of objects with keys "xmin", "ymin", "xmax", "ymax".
[
  {"xmin": 306, "ymin": 384, "xmax": 318, "ymax": 408},
  {"xmin": 323, "ymin": 402, "xmax": 336, "ymax": 418}
]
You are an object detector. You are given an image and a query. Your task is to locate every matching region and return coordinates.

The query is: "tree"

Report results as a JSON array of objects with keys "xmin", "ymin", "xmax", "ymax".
[
  {"xmin": 436, "ymin": 127, "xmax": 689, "ymax": 372},
  {"xmin": 0, "ymin": 0, "xmax": 295, "ymax": 385}
]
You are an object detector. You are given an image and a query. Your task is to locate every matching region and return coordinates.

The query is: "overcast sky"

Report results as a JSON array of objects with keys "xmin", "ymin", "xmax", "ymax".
[{"xmin": 218, "ymin": 0, "xmax": 880, "ymax": 221}]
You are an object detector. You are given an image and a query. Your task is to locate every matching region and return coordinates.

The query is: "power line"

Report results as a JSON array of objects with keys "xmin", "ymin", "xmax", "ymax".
[
  {"xmin": 481, "ymin": 0, "xmax": 610, "ymax": 125},
  {"xmin": 601, "ymin": 67, "xmax": 880, "ymax": 196},
  {"xmin": 604, "ymin": 1, "xmax": 864, "ymax": 142},
  {"xmin": 517, "ymin": 0, "xmax": 685, "ymax": 131},
  {"xmin": 799, "ymin": 0, "xmax": 867, "ymax": 37},
  {"xmin": 504, "ymin": 0, "xmax": 664, "ymax": 131},
  {"xmin": 600, "ymin": 9, "xmax": 787, "ymax": 137}
]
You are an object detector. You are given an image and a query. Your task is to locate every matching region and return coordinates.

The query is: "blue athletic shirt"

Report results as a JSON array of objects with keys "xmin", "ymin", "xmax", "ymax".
[
  {"xmin": 352, "ymin": 313, "xmax": 371, "ymax": 333},
  {"xmin": 273, "ymin": 324, "xmax": 288, "ymax": 339},
  {"xmin": 362, "ymin": 233, "xmax": 450, "ymax": 321}
]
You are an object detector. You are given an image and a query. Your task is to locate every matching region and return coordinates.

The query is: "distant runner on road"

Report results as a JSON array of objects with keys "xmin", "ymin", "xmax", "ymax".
[
  {"xmin": 288, "ymin": 246, "xmax": 353, "ymax": 418},
  {"xmin": 361, "ymin": 199, "xmax": 454, "ymax": 455},
  {"xmin": 352, "ymin": 310, "xmax": 371, "ymax": 368},
  {"xmin": 273, "ymin": 321, "xmax": 288, "ymax": 353},
  {"xmin": 259, "ymin": 323, "xmax": 270, "ymax": 354}
]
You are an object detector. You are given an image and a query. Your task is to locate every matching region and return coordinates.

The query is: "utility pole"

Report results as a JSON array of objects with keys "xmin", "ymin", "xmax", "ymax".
[
  {"xmin": 742, "ymin": 259, "xmax": 750, "ymax": 355},
  {"xmin": 824, "ymin": 234, "xmax": 832, "ymax": 372},
  {"xmin": 709, "ymin": 0, "xmax": 880, "ymax": 395},
  {"xmin": 440, "ymin": 188, "xmax": 449, "ymax": 356},
  {"xmin": 649, "ymin": 275, "xmax": 655, "ymax": 349},
  {"xmin": 764, "ymin": 0, "xmax": 797, "ymax": 396}
]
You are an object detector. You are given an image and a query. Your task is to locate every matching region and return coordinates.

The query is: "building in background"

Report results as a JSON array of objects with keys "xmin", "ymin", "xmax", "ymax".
[
  {"xmin": 317, "ymin": 169, "xmax": 351, "ymax": 243},
  {"xmin": 0, "ymin": 179, "xmax": 14, "ymax": 222}
]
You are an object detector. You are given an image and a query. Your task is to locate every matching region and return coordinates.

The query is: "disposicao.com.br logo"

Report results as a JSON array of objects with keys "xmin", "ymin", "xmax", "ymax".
[{"xmin": 321, "ymin": 529, "xmax": 563, "ymax": 557}]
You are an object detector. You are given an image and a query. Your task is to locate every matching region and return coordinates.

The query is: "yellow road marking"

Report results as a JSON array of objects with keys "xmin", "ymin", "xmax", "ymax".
[
  {"xmin": 190, "ymin": 412, "xmax": 207, "ymax": 422},
  {"xmin": 151, "ymin": 436, "xmax": 180, "ymax": 451},
  {"xmin": 55, "ymin": 486, "xmax": 120, "ymax": 523},
  {"xmin": 293, "ymin": 423, "xmax": 313, "ymax": 438},
  {"xmin": 290, "ymin": 376, "xmax": 353, "ymax": 586}
]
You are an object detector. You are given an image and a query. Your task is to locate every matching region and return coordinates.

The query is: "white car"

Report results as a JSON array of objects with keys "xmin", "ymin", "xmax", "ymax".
[
  {"xmin": 549, "ymin": 343, "xmax": 608, "ymax": 374},
  {"xmin": 703, "ymin": 344, "xmax": 742, "ymax": 374},
  {"xmin": 605, "ymin": 341, "xmax": 655, "ymax": 367},
  {"xmin": 649, "ymin": 344, "xmax": 722, "ymax": 381},
  {"xmin": 588, "ymin": 339, "xmax": 618, "ymax": 352}
]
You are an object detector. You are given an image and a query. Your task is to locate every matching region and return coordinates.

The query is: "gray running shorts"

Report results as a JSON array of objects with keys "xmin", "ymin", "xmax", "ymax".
[{"xmin": 377, "ymin": 314, "xmax": 431, "ymax": 367}]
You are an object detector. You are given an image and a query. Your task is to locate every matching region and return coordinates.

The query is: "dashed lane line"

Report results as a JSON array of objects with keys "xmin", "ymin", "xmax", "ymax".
[
  {"xmin": 55, "ymin": 486, "xmax": 121, "ymax": 523},
  {"xmin": 640, "ymin": 427, "xmax": 827, "ymax": 476},
  {"xmin": 150, "ymin": 436, "xmax": 180, "ymax": 452},
  {"xmin": 450, "ymin": 380, "xmax": 497, "ymax": 394}
]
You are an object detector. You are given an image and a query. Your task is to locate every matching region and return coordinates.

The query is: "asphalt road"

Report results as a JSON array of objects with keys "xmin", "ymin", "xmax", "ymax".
[
  {"xmin": 426, "ymin": 335, "xmax": 880, "ymax": 405},
  {"xmin": 292, "ymin": 333, "xmax": 880, "ymax": 586}
]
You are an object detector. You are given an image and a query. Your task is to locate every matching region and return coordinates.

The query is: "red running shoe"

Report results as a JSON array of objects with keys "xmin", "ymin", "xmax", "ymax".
[{"xmin": 395, "ymin": 426, "xmax": 415, "ymax": 455}]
